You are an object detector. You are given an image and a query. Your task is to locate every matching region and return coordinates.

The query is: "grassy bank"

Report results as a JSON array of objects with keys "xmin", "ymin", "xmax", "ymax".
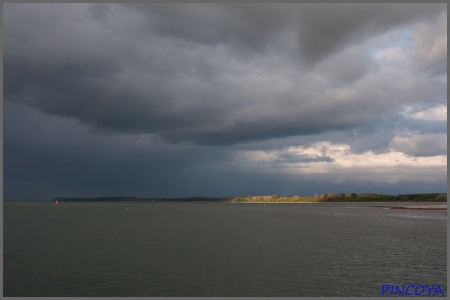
[{"xmin": 229, "ymin": 193, "xmax": 446, "ymax": 203}]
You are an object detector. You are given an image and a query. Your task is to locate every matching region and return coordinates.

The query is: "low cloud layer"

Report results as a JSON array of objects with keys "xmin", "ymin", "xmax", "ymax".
[
  {"xmin": 390, "ymin": 134, "xmax": 447, "ymax": 157},
  {"xmin": 3, "ymin": 4, "xmax": 447, "ymax": 200}
]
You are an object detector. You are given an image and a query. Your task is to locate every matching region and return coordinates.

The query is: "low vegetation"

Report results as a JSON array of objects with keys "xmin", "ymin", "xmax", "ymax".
[{"xmin": 229, "ymin": 193, "xmax": 446, "ymax": 203}]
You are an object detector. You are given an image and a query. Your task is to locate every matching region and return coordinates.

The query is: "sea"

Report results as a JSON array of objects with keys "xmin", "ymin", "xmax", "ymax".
[{"xmin": 3, "ymin": 201, "xmax": 447, "ymax": 297}]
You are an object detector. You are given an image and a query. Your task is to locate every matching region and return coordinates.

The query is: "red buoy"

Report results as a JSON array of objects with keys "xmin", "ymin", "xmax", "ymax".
[{"xmin": 55, "ymin": 200, "xmax": 59, "ymax": 205}]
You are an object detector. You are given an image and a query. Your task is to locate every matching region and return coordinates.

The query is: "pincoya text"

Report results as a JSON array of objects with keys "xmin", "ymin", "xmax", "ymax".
[{"xmin": 382, "ymin": 284, "xmax": 444, "ymax": 296}]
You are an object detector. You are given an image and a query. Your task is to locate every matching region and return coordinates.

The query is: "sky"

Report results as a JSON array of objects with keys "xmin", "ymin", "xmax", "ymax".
[{"xmin": 3, "ymin": 3, "xmax": 447, "ymax": 201}]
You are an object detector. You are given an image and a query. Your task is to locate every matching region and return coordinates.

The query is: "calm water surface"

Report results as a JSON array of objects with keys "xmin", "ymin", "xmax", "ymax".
[{"xmin": 3, "ymin": 202, "xmax": 447, "ymax": 296}]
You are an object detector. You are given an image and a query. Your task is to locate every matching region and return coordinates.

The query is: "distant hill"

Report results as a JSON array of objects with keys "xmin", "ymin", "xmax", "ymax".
[{"xmin": 54, "ymin": 197, "xmax": 139, "ymax": 202}]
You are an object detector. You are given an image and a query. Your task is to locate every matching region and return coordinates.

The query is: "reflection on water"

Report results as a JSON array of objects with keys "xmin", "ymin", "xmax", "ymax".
[{"xmin": 3, "ymin": 202, "xmax": 447, "ymax": 296}]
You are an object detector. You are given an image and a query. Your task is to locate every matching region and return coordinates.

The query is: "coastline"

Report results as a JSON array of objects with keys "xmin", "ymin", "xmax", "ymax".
[
  {"xmin": 372, "ymin": 205, "xmax": 447, "ymax": 210},
  {"xmin": 227, "ymin": 202, "xmax": 448, "ymax": 210},
  {"xmin": 226, "ymin": 201, "xmax": 447, "ymax": 205}
]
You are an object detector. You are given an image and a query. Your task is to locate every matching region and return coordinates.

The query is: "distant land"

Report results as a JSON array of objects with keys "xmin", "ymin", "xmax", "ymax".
[{"xmin": 53, "ymin": 193, "xmax": 447, "ymax": 203}]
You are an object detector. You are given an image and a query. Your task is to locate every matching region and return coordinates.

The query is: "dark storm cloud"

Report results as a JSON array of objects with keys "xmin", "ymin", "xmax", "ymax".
[
  {"xmin": 125, "ymin": 3, "xmax": 444, "ymax": 63},
  {"xmin": 3, "ymin": 102, "xmax": 236, "ymax": 200},
  {"xmin": 4, "ymin": 3, "xmax": 446, "ymax": 146},
  {"xmin": 123, "ymin": 3, "xmax": 293, "ymax": 53},
  {"xmin": 313, "ymin": 47, "xmax": 376, "ymax": 86},
  {"xmin": 3, "ymin": 4, "xmax": 447, "ymax": 200},
  {"xmin": 295, "ymin": 3, "xmax": 444, "ymax": 64}
]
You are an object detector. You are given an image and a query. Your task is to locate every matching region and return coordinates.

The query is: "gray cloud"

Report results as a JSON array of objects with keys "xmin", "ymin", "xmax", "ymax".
[
  {"xmin": 275, "ymin": 153, "xmax": 334, "ymax": 164},
  {"xmin": 313, "ymin": 46, "xmax": 376, "ymax": 86},
  {"xmin": 4, "ymin": 4, "xmax": 446, "ymax": 146},
  {"xmin": 3, "ymin": 4, "xmax": 447, "ymax": 200},
  {"xmin": 390, "ymin": 134, "xmax": 447, "ymax": 157},
  {"xmin": 123, "ymin": 3, "xmax": 295, "ymax": 55},
  {"xmin": 296, "ymin": 3, "xmax": 444, "ymax": 64}
]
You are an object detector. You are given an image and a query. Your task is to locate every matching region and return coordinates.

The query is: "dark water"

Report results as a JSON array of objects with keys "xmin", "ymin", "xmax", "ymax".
[{"xmin": 3, "ymin": 202, "xmax": 447, "ymax": 297}]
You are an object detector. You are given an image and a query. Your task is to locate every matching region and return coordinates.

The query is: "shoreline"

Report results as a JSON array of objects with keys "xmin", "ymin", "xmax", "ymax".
[
  {"xmin": 371, "ymin": 205, "xmax": 447, "ymax": 210},
  {"xmin": 226, "ymin": 201, "xmax": 447, "ymax": 204},
  {"xmin": 227, "ymin": 202, "xmax": 447, "ymax": 210}
]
